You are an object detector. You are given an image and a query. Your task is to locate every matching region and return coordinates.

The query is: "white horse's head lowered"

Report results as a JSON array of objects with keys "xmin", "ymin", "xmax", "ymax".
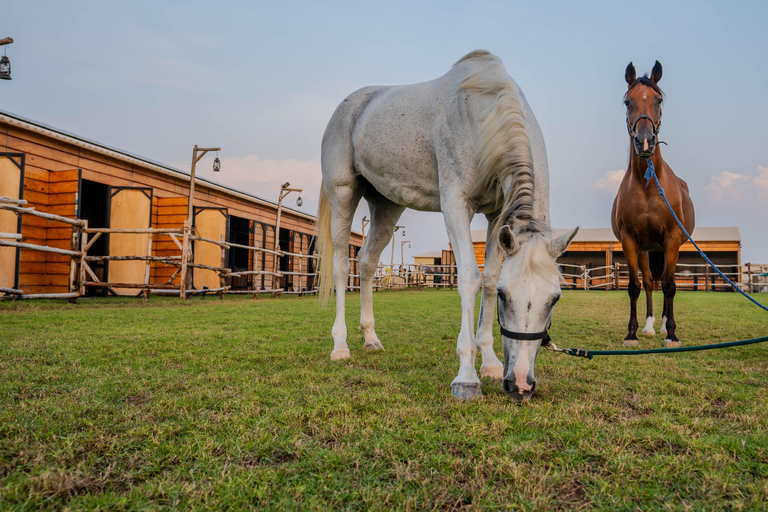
[{"xmin": 496, "ymin": 225, "xmax": 578, "ymax": 402}]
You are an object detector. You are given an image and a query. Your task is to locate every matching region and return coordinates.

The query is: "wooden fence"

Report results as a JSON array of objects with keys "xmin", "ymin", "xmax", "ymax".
[{"xmin": 1, "ymin": 201, "xmax": 764, "ymax": 300}]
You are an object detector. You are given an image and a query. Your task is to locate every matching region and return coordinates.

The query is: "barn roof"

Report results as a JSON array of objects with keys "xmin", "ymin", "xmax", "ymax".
[
  {"xmin": 471, "ymin": 227, "xmax": 741, "ymax": 243},
  {"xmin": 414, "ymin": 252, "xmax": 443, "ymax": 258}
]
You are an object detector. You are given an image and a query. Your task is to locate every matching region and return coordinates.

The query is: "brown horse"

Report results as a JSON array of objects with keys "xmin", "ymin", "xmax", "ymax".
[{"xmin": 611, "ymin": 61, "xmax": 695, "ymax": 347}]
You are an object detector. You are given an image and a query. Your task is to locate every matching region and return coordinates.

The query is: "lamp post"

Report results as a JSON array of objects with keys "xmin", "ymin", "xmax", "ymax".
[
  {"xmin": 390, "ymin": 225, "xmax": 405, "ymax": 276},
  {"xmin": 272, "ymin": 182, "xmax": 303, "ymax": 295},
  {"xmin": 0, "ymin": 37, "xmax": 13, "ymax": 81},
  {"xmin": 180, "ymin": 144, "xmax": 221, "ymax": 299},
  {"xmin": 361, "ymin": 215, "xmax": 369, "ymax": 241},
  {"xmin": 400, "ymin": 240, "xmax": 411, "ymax": 265}
]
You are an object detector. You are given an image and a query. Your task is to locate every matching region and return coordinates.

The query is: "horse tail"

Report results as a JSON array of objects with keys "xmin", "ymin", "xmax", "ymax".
[
  {"xmin": 649, "ymin": 251, "xmax": 664, "ymax": 285},
  {"xmin": 315, "ymin": 181, "xmax": 334, "ymax": 307}
]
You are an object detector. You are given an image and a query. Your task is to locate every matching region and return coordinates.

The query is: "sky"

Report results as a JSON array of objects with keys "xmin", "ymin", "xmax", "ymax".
[{"xmin": 3, "ymin": 0, "xmax": 768, "ymax": 264}]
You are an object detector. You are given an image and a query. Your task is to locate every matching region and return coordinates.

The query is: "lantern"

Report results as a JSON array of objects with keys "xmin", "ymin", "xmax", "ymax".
[
  {"xmin": 213, "ymin": 157, "xmax": 221, "ymax": 172},
  {"xmin": 296, "ymin": 196, "xmax": 303, "ymax": 207},
  {"xmin": 0, "ymin": 56, "xmax": 10, "ymax": 80}
]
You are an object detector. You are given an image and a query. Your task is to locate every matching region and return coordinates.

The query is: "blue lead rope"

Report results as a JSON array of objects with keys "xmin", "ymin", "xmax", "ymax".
[{"xmin": 645, "ymin": 158, "xmax": 768, "ymax": 313}]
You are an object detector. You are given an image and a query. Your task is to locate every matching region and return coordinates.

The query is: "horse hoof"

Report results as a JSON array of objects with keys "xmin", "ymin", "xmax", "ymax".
[
  {"xmin": 451, "ymin": 382, "xmax": 483, "ymax": 401},
  {"xmin": 660, "ymin": 328, "xmax": 668, "ymax": 336},
  {"xmin": 642, "ymin": 328, "xmax": 656, "ymax": 336},
  {"xmin": 480, "ymin": 364, "xmax": 503, "ymax": 380},
  {"xmin": 330, "ymin": 349, "xmax": 351, "ymax": 360},
  {"xmin": 363, "ymin": 341, "xmax": 384, "ymax": 351},
  {"xmin": 664, "ymin": 339, "xmax": 681, "ymax": 348},
  {"xmin": 623, "ymin": 339, "xmax": 639, "ymax": 347}
]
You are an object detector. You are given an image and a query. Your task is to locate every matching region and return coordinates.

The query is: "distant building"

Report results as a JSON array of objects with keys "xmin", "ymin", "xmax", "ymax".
[{"xmin": 454, "ymin": 227, "xmax": 742, "ymax": 290}]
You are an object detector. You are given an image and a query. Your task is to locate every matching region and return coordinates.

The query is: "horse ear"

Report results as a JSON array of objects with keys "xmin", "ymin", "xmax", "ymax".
[
  {"xmin": 651, "ymin": 60, "xmax": 662, "ymax": 84},
  {"xmin": 549, "ymin": 227, "xmax": 579, "ymax": 258},
  {"xmin": 625, "ymin": 62, "xmax": 636, "ymax": 87},
  {"xmin": 498, "ymin": 225, "xmax": 519, "ymax": 255}
]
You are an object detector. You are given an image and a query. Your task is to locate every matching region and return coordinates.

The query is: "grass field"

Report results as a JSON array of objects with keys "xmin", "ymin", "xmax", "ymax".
[{"xmin": 1, "ymin": 289, "xmax": 767, "ymax": 511}]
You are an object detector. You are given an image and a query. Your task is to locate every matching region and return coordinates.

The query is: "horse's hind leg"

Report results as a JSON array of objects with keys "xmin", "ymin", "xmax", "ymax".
[
  {"xmin": 638, "ymin": 251, "xmax": 656, "ymax": 336},
  {"xmin": 662, "ymin": 244, "xmax": 681, "ymax": 347},
  {"xmin": 327, "ymin": 183, "xmax": 364, "ymax": 360},
  {"xmin": 358, "ymin": 195, "xmax": 406, "ymax": 351}
]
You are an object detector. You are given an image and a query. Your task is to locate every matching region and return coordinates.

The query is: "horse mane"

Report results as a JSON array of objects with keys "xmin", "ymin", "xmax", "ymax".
[
  {"xmin": 456, "ymin": 51, "xmax": 535, "ymax": 238},
  {"xmin": 625, "ymin": 74, "xmax": 664, "ymax": 99}
]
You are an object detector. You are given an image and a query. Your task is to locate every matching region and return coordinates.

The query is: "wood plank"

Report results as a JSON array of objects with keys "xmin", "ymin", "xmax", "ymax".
[
  {"xmin": 48, "ymin": 170, "xmax": 80, "ymax": 183},
  {"xmin": 44, "ymin": 204, "xmax": 77, "ymax": 217},
  {"xmin": 23, "ymin": 177, "xmax": 49, "ymax": 194},
  {"xmin": 20, "ymin": 250, "xmax": 47, "ymax": 263},
  {"xmin": 21, "ymin": 216, "xmax": 52, "ymax": 228},
  {"xmin": 22, "ymin": 167, "xmax": 50, "ymax": 183},
  {"xmin": 48, "ymin": 181, "xmax": 79, "ymax": 194},
  {"xmin": 47, "ymin": 193, "xmax": 77, "ymax": 206},
  {"xmin": 18, "ymin": 189, "xmax": 47, "ymax": 207}
]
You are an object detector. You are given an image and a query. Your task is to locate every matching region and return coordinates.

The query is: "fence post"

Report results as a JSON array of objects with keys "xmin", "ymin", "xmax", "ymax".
[
  {"xmin": 179, "ymin": 220, "xmax": 191, "ymax": 299},
  {"xmin": 747, "ymin": 262, "xmax": 753, "ymax": 293},
  {"xmin": 705, "ymin": 264, "xmax": 710, "ymax": 292},
  {"xmin": 78, "ymin": 220, "xmax": 89, "ymax": 297},
  {"xmin": 68, "ymin": 225, "xmax": 80, "ymax": 303},
  {"xmin": 143, "ymin": 229, "xmax": 153, "ymax": 303},
  {"xmin": 582, "ymin": 265, "xmax": 588, "ymax": 291}
]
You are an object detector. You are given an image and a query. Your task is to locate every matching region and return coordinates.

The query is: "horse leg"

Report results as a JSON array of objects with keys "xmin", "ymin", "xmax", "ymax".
[
  {"xmin": 662, "ymin": 244, "xmax": 681, "ymax": 347},
  {"xmin": 638, "ymin": 251, "xmax": 655, "ymax": 336},
  {"xmin": 622, "ymin": 238, "xmax": 641, "ymax": 346},
  {"xmin": 442, "ymin": 203, "xmax": 483, "ymax": 400},
  {"xmin": 660, "ymin": 295, "xmax": 668, "ymax": 336},
  {"xmin": 476, "ymin": 213, "xmax": 504, "ymax": 379},
  {"xmin": 327, "ymin": 185, "xmax": 364, "ymax": 361},
  {"xmin": 358, "ymin": 196, "xmax": 406, "ymax": 351}
]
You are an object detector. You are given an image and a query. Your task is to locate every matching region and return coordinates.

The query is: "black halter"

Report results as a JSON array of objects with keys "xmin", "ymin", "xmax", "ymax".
[
  {"xmin": 497, "ymin": 310, "xmax": 552, "ymax": 347},
  {"xmin": 626, "ymin": 114, "xmax": 661, "ymax": 139}
]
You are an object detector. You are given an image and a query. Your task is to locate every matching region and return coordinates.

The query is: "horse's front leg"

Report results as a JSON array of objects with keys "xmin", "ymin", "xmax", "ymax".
[
  {"xmin": 476, "ymin": 214, "xmax": 504, "ymax": 379},
  {"xmin": 443, "ymin": 206, "xmax": 483, "ymax": 400},
  {"xmin": 622, "ymin": 237, "xmax": 642, "ymax": 346},
  {"xmin": 662, "ymin": 243, "xmax": 681, "ymax": 347}
]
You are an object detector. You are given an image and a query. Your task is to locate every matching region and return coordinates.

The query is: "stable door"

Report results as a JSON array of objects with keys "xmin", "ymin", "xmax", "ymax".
[{"xmin": 107, "ymin": 187, "xmax": 153, "ymax": 296}]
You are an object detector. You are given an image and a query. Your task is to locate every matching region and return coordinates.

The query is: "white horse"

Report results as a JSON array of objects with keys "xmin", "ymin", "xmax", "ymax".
[{"xmin": 316, "ymin": 51, "xmax": 578, "ymax": 401}]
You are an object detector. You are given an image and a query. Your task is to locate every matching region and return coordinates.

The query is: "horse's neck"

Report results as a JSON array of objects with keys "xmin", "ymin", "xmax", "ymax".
[{"xmin": 629, "ymin": 148, "xmax": 665, "ymax": 183}]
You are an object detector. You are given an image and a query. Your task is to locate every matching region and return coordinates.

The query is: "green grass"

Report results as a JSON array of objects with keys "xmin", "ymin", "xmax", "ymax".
[{"xmin": 1, "ymin": 289, "xmax": 767, "ymax": 511}]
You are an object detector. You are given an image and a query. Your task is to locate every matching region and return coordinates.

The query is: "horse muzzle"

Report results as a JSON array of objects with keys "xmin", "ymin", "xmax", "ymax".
[
  {"xmin": 634, "ymin": 136, "xmax": 657, "ymax": 158},
  {"xmin": 502, "ymin": 376, "xmax": 537, "ymax": 402}
]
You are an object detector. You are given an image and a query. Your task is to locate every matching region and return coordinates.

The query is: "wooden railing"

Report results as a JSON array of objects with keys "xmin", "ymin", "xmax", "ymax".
[{"xmin": 2, "ymin": 200, "xmax": 763, "ymax": 300}]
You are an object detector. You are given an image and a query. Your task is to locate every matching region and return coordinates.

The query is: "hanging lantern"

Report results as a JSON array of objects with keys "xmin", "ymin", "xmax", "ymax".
[
  {"xmin": 212, "ymin": 157, "xmax": 221, "ymax": 172},
  {"xmin": 0, "ymin": 56, "xmax": 10, "ymax": 80},
  {"xmin": 296, "ymin": 196, "xmax": 303, "ymax": 207}
]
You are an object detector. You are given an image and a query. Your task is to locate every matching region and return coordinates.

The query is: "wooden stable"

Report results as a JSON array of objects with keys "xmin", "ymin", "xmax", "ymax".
[
  {"xmin": 0, "ymin": 109, "xmax": 362, "ymax": 297},
  {"xmin": 464, "ymin": 227, "xmax": 743, "ymax": 290}
]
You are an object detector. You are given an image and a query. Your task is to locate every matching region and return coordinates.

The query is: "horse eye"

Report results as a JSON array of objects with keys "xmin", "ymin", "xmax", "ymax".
[{"xmin": 624, "ymin": 100, "xmax": 630, "ymax": 107}]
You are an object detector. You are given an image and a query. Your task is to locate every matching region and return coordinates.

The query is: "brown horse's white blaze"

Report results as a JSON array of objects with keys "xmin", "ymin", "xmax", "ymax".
[{"xmin": 611, "ymin": 61, "xmax": 695, "ymax": 347}]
